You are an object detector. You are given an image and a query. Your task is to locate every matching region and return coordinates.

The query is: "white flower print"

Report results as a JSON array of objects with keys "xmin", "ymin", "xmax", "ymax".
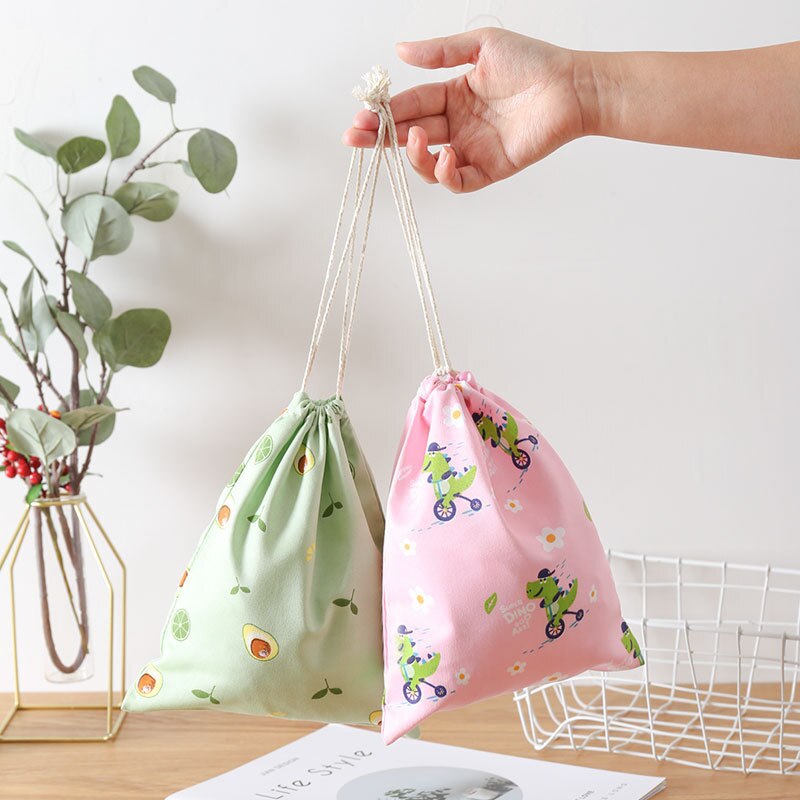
[
  {"xmin": 395, "ymin": 464, "xmax": 413, "ymax": 481},
  {"xmin": 409, "ymin": 472, "xmax": 428, "ymax": 510},
  {"xmin": 409, "ymin": 586, "xmax": 434, "ymax": 614},
  {"xmin": 504, "ymin": 497, "xmax": 523, "ymax": 514},
  {"xmin": 537, "ymin": 526, "xmax": 566, "ymax": 552},
  {"xmin": 536, "ymin": 671, "xmax": 566, "ymax": 687},
  {"xmin": 589, "ymin": 585, "xmax": 599, "ymax": 603},
  {"xmin": 455, "ymin": 668, "xmax": 471, "ymax": 686},
  {"xmin": 443, "ymin": 404, "xmax": 465, "ymax": 426},
  {"xmin": 507, "ymin": 661, "xmax": 527, "ymax": 676},
  {"xmin": 400, "ymin": 539, "xmax": 417, "ymax": 557}
]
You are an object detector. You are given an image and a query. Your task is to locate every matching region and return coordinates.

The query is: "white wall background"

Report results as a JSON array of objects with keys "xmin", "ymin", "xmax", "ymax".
[{"xmin": 1, "ymin": 1, "xmax": 798, "ymax": 692}]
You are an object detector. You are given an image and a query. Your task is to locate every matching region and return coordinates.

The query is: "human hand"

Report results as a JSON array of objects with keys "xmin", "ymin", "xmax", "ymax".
[{"xmin": 342, "ymin": 28, "xmax": 589, "ymax": 193}]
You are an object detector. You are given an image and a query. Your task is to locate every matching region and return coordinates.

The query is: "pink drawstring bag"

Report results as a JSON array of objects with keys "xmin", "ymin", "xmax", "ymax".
[{"xmin": 364, "ymin": 75, "xmax": 644, "ymax": 745}]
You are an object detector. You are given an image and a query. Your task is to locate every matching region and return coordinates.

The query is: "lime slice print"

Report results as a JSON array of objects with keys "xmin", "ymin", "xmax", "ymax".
[
  {"xmin": 172, "ymin": 608, "xmax": 191, "ymax": 641},
  {"xmin": 254, "ymin": 434, "xmax": 273, "ymax": 464},
  {"xmin": 227, "ymin": 462, "xmax": 245, "ymax": 487}
]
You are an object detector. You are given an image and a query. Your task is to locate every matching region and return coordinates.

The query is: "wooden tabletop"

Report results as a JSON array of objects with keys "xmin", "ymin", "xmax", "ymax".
[{"xmin": 0, "ymin": 692, "xmax": 796, "ymax": 799}]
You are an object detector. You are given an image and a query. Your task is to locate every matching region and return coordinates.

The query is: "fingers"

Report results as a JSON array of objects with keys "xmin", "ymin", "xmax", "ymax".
[
  {"xmin": 408, "ymin": 131, "xmax": 489, "ymax": 194},
  {"xmin": 342, "ymin": 114, "xmax": 449, "ymax": 148},
  {"xmin": 406, "ymin": 126, "xmax": 439, "ymax": 183},
  {"xmin": 396, "ymin": 30, "xmax": 484, "ymax": 69}
]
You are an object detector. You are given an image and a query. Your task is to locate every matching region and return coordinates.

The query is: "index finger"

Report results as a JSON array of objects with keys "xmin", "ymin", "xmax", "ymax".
[{"xmin": 351, "ymin": 82, "xmax": 448, "ymax": 131}]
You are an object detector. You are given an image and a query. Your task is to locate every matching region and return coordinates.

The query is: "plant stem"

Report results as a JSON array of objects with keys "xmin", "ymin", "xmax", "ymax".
[{"xmin": 122, "ymin": 128, "xmax": 181, "ymax": 184}]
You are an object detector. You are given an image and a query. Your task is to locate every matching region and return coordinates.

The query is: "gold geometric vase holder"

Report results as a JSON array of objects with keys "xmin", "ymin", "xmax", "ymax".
[{"xmin": 0, "ymin": 494, "xmax": 127, "ymax": 742}]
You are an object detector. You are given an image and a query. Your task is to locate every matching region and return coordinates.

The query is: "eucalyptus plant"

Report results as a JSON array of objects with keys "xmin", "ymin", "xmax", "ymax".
[{"xmin": 0, "ymin": 65, "xmax": 237, "ymax": 677}]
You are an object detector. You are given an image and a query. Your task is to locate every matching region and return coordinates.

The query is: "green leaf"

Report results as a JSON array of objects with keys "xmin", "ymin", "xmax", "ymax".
[
  {"xmin": 583, "ymin": 500, "xmax": 593, "ymax": 522},
  {"xmin": 6, "ymin": 408, "xmax": 76, "ymax": 468},
  {"xmin": 179, "ymin": 159, "xmax": 195, "ymax": 178},
  {"xmin": 5, "ymin": 175, "xmax": 50, "ymax": 221},
  {"xmin": 105, "ymin": 95, "xmax": 140, "ymax": 159},
  {"xmin": 0, "ymin": 375, "xmax": 20, "ymax": 413},
  {"xmin": 334, "ymin": 501, "xmax": 343, "ymax": 509},
  {"xmin": 3, "ymin": 241, "xmax": 48, "ymax": 285},
  {"xmin": 22, "ymin": 294, "xmax": 57, "ymax": 352},
  {"xmin": 230, "ymin": 586, "xmax": 239, "ymax": 595},
  {"xmin": 209, "ymin": 696, "xmax": 220, "ymax": 705},
  {"xmin": 350, "ymin": 603, "xmax": 358, "ymax": 615},
  {"xmin": 133, "ymin": 66, "xmax": 177, "ymax": 104},
  {"xmin": 240, "ymin": 586, "xmax": 250, "ymax": 593},
  {"xmin": 113, "ymin": 182, "xmax": 178, "ymax": 222},
  {"xmin": 107, "ymin": 308, "xmax": 171, "ymax": 369},
  {"xmin": 187, "ymin": 129, "xmax": 237, "ymax": 194},
  {"xmin": 25, "ymin": 483, "xmax": 44, "ymax": 505},
  {"xmin": 55, "ymin": 310, "xmax": 88, "ymax": 363},
  {"xmin": 60, "ymin": 404, "xmax": 120, "ymax": 432},
  {"xmin": 191, "ymin": 689, "xmax": 209, "ymax": 699},
  {"xmin": 14, "ymin": 128, "xmax": 57, "ymax": 159},
  {"xmin": 61, "ymin": 391, "xmax": 117, "ymax": 447},
  {"xmin": 17, "ymin": 269, "xmax": 35, "ymax": 334},
  {"xmin": 484, "ymin": 592, "xmax": 498, "ymax": 615},
  {"xmin": 67, "ymin": 270, "xmax": 112, "ymax": 331},
  {"xmin": 322, "ymin": 504, "xmax": 333, "ymax": 518},
  {"xmin": 246, "ymin": 514, "xmax": 258, "ymax": 523},
  {"xmin": 92, "ymin": 323, "xmax": 116, "ymax": 368},
  {"xmin": 311, "ymin": 688, "xmax": 328, "ymax": 700},
  {"xmin": 329, "ymin": 687, "xmax": 343, "ymax": 695},
  {"xmin": 61, "ymin": 194, "xmax": 134, "ymax": 261},
  {"xmin": 332, "ymin": 598, "xmax": 350, "ymax": 607},
  {"xmin": 257, "ymin": 519, "xmax": 267, "ymax": 533},
  {"xmin": 57, "ymin": 137, "xmax": 106, "ymax": 175}
]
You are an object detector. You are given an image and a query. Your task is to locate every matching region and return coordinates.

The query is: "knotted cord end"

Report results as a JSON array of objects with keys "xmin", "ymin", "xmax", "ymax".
[{"xmin": 353, "ymin": 65, "xmax": 391, "ymax": 112}]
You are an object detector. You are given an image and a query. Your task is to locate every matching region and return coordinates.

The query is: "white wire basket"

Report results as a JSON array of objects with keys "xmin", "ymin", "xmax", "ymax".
[{"xmin": 514, "ymin": 550, "xmax": 800, "ymax": 775}]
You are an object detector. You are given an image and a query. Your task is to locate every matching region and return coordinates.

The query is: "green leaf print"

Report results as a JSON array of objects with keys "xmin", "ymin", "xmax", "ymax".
[
  {"xmin": 230, "ymin": 577, "xmax": 250, "ymax": 595},
  {"xmin": 322, "ymin": 492, "xmax": 343, "ymax": 518},
  {"xmin": 332, "ymin": 589, "xmax": 358, "ymax": 614},
  {"xmin": 247, "ymin": 514, "xmax": 267, "ymax": 532},
  {"xmin": 192, "ymin": 685, "xmax": 220, "ymax": 704},
  {"xmin": 583, "ymin": 500, "xmax": 593, "ymax": 522},
  {"xmin": 484, "ymin": 592, "xmax": 498, "ymax": 615},
  {"xmin": 312, "ymin": 678, "xmax": 341, "ymax": 700}
]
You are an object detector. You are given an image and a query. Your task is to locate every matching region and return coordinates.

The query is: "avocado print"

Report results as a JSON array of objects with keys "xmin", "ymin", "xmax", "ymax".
[
  {"xmin": 293, "ymin": 444, "xmax": 315, "ymax": 475},
  {"xmin": 216, "ymin": 490, "xmax": 234, "ymax": 528},
  {"xmin": 242, "ymin": 623, "xmax": 279, "ymax": 662},
  {"xmin": 135, "ymin": 664, "xmax": 163, "ymax": 698}
]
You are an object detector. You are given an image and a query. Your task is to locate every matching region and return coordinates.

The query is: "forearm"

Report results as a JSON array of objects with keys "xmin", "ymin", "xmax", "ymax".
[{"xmin": 575, "ymin": 43, "xmax": 800, "ymax": 158}]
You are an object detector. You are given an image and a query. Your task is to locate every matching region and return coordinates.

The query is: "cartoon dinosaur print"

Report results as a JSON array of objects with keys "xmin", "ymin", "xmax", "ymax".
[
  {"xmin": 621, "ymin": 621, "xmax": 645, "ymax": 665},
  {"xmin": 472, "ymin": 409, "xmax": 538, "ymax": 470},
  {"xmin": 422, "ymin": 443, "xmax": 482, "ymax": 522},
  {"xmin": 526, "ymin": 568, "xmax": 584, "ymax": 640},
  {"xmin": 396, "ymin": 625, "xmax": 448, "ymax": 704}
]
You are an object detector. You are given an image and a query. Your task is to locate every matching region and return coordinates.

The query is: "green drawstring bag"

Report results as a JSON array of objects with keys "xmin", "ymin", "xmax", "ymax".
[{"xmin": 123, "ymin": 125, "xmax": 388, "ymax": 726}]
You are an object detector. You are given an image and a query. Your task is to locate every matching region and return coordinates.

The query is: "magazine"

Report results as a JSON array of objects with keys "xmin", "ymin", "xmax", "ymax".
[{"xmin": 166, "ymin": 724, "xmax": 665, "ymax": 800}]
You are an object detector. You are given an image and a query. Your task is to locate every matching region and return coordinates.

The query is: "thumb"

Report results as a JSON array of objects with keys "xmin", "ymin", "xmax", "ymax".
[{"xmin": 395, "ymin": 30, "xmax": 484, "ymax": 69}]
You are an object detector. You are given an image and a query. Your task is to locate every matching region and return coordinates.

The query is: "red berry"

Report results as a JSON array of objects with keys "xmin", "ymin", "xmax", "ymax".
[
  {"xmin": 63, "ymin": 483, "xmax": 73, "ymax": 494},
  {"xmin": 30, "ymin": 472, "xmax": 42, "ymax": 485},
  {"xmin": 5, "ymin": 465, "xmax": 17, "ymax": 479},
  {"xmin": 0, "ymin": 418, "xmax": 5, "ymax": 430},
  {"xmin": 29, "ymin": 456, "xmax": 40, "ymax": 468},
  {"xmin": 37, "ymin": 404, "xmax": 44, "ymax": 411},
  {"xmin": 16, "ymin": 461, "xmax": 30, "ymax": 478},
  {"xmin": 6, "ymin": 450, "xmax": 19, "ymax": 462}
]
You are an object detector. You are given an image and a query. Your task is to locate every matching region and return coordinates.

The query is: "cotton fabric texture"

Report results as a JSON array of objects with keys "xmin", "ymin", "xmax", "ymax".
[
  {"xmin": 381, "ymin": 371, "xmax": 644, "ymax": 743},
  {"xmin": 122, "ymin": 392, "xmax": 385, "ymax": 726}
]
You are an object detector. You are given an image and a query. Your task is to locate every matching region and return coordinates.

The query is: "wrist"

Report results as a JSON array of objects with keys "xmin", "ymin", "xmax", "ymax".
[{"xmin": 571, "ymin": 50, "xmax": 620, "ymax": 138}]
